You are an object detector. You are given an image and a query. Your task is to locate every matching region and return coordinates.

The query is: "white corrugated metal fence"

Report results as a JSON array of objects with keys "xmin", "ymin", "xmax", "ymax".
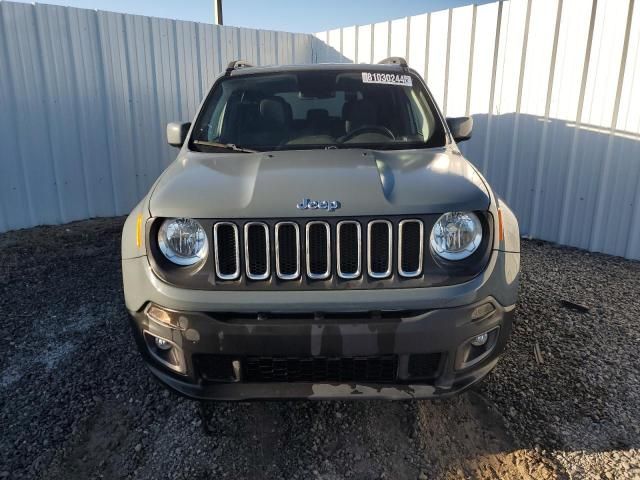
[
  {"xmin": 1, "ymin": 0, "xmax": 639, "ymax": 260},
  {"xmin": 0, "ymin": 1, "xmax": 318, "ymax": 232},
  {"xmin": 317, "ymin": 0, "xmax": 640, "ymax": 260}
]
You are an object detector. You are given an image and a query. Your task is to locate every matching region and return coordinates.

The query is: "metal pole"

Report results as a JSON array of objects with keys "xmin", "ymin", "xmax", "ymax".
[{"xmin": 214, "ymin": 0, "xmax": 223, "ymax": 25}]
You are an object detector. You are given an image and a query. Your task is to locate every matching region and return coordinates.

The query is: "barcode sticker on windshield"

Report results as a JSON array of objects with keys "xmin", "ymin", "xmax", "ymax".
[{"xmin": 361, "ymin": 72, "xmax": 413, "ymax": 87}]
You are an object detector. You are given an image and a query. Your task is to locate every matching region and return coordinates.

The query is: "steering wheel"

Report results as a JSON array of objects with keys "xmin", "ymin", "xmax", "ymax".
[{"xmin": 340, "ymin": 125, "xmax": 395, "ymax": 143}]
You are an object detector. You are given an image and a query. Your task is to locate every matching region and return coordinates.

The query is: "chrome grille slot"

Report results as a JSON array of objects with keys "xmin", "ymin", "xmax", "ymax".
[
  {"xmin": 398, "ymin": 219, "xmax": 424, "ymax": 277},
  {"xmin": 368, "ymin": 220, "xmax": 392, "ymax": 279},
  {"xmin": 306, "ymin": 221, "xmax": 331, "ymax": 280},
  {"xmin": 244, "ymin": 222, "xmax": 270, "ymax": 280},
  {"xmin": 275, "ymin": 222, "xmax": 300, "ymax": 280},
  {"xmin": 337, "ymin": 221, "xmax": 361, "ymax": 279},
  {"xmin": 214, "ymin": 222, "xmax": 240, "ymax": 280}
]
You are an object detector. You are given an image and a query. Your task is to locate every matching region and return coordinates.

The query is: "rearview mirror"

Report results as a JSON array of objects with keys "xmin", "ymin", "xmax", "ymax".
[
  {"xmin": 166, "ymin": 122, "xmax": 191, "ymax": 147},
  {"xmin": 446, "ymin": 116, "xmax": 473, "ymax": 143}
]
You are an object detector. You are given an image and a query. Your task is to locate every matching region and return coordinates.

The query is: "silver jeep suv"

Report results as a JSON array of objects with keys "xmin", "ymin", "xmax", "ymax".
[{"xmin": 121, "ymin": 58, "xmax": 520, "ymax": 400}]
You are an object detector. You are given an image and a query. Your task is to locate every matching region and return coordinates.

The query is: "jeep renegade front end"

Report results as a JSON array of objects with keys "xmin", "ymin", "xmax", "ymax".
[{"xmin": 121, "ymin": 59, "xmax": 520, "ymax": 400}]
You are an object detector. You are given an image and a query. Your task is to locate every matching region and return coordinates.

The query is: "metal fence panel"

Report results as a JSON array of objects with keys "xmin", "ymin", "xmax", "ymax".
[
  {"xmin": 0, "ymin": 1, "xmax": 316, "ymax": 232},
  {"xmin": 316, "ymin": 0, "xmax": 640, "ymax": 260},
  {"xmin": 1, "ymin": 0, "xmax": 639, "ymax": 261}
]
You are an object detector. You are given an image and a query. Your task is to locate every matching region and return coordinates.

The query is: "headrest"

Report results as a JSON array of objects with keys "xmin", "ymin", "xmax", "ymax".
[{"xmin": 259, "ymin": 97, "xmax": 291, "ymax": 126}]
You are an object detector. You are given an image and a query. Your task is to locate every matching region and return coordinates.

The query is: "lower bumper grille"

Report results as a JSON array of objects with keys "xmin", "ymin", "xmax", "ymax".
[
  {"xmin": 194, "ymin": 353, "xmax": 442, "ymax": 384},
  {"xmin": 243, "ymin": 355, "xmax": 398, "ymax": 383}
]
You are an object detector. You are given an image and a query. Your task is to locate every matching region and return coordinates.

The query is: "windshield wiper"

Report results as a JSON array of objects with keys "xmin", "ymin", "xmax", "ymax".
[
  {"xmin": 192, "ymin": 140, "xmax": 258, "ymax": 153},
  {"xmin": 364, "ymin": 142, "xmax": 428, "ymax": 150}
]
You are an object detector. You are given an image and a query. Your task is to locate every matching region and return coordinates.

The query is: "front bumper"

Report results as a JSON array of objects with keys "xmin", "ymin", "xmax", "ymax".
[{"xmin": 128, "ymin": 297, "xmax": 514, "ymax": 400}]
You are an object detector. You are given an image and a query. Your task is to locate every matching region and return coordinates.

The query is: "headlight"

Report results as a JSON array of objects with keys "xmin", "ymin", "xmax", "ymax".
[
  {"xmin": 430, "ymin": 212, "xmax": 482, "ymax": 261},
  {"xmin": 158, "ymin": 218, "xmax": 208, "ymax": 266}
]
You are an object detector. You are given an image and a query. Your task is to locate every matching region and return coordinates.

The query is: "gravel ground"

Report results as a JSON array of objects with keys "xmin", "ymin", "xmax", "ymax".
[{"xmin": 1, "ymin": 217, "xmax": 639, "ymax": 479}]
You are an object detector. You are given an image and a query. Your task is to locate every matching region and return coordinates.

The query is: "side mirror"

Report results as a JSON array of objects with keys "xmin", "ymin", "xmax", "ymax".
[
  {"xmin": 446, "ymin": 116, "xmax": 473, "ymax": 143},
  {"xmin": 166, "ymin": 122, "xmax": 191, "ymax": 147}
]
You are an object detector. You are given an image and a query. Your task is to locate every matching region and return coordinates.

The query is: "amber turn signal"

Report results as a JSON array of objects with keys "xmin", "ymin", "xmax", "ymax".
[{"xmin": 136, "ymin": 214, "xmax": 143, "ymax": 248}]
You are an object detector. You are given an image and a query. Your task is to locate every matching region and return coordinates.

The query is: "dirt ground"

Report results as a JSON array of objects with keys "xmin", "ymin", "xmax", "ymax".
[{"xmin": 1, "ymin": 217, "xmax": 639, "ymax": 479}]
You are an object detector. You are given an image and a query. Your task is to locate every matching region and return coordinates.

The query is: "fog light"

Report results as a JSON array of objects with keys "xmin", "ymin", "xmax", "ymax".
[
  {"xmin": 144, "ymin": 331, "xmax": 186, "ymax": 375},
  {"xmin": 456, "ymin": 327, "xmax": 500, "ymax": 370},
  {"xmin": 471, "ymin": 333, "xmax": 488, "ymax": 346},
  {"xmin": 155, "ymin": 337, "xmax": 172, "ymax": 350}
]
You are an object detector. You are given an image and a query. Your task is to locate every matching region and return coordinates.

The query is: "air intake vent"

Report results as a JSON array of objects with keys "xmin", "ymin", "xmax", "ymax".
[
  {"xmin": 398, "ymin": 220, "xmax": 423, "ymax": 277},
  {"xmin": 306, "ymin": 221, "xmax": 330, "ymax": 280},
  {"xmin": 275, "ymin": 222, "xmax": 300, "ymax": 279},
  {"xmin": 244, "ymin": 222, "xmax": 270, "ymax": 280},
  {"xmin": 368, "ymin": 220, "xmax": 392, "ymax": 278},
  {"xmin": 337, "ymin": 221, "xmax": 361, "ymax": 279},
  {"xmin": 214, "ymin": 223, "xmax": 240, "ymax": 280}
]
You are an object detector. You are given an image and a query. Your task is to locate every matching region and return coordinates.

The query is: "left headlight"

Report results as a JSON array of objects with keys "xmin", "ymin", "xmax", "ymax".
[
  {"xmin": 430, "ymin": 211, "xmax": 482, "ymax": 261},
  {"xmin": 158, "ymin": 218, "xmax": 208, "ymax": 266}
]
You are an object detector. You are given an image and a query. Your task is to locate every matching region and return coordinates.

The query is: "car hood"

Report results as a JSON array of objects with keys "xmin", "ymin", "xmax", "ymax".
[{"xmin": 148, "ymin": 147, "xmax": 490, "ymax": 218}]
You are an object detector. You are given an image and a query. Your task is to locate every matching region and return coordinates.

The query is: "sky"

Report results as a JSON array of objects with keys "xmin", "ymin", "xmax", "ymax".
[{"xmin": 8, "ymin": 0, "xmax": 496, "ymax": 32}]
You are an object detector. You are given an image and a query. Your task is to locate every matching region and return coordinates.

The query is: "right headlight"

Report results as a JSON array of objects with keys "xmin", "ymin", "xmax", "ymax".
[
  {"xmin": 158, "ymin": 218, "xmax": 208, "ymax": 266},
  {"xmin": 430, "ymin": 211, "xmax": 482, "ymax": 261}
]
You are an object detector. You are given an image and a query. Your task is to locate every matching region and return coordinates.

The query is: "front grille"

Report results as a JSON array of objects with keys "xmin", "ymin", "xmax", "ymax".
[
  {"xmin": 243, "ymin": 355, "xmax": 398, "ymax": 383},
  {"xmin": 210, "ymin": 218, "xmax": 431, "ymax": 283},
  {"xmin": 154, "ymin": 214, "xmax": 491, "ymax": 291}
]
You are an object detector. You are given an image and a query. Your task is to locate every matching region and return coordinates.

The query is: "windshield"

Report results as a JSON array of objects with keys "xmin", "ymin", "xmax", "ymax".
[{"xmin": 190, "ymin": 69, "xmax": 446, "ymax": 152}]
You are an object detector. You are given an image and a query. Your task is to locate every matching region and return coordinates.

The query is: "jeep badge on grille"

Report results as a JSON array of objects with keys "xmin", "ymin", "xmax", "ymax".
[{"xmin": 297, "ymin": 198, "xmax": 341, "ymax": 212}]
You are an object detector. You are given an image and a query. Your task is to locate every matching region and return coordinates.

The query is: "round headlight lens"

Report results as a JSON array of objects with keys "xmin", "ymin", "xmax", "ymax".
[
  {"xmin": 158, "ymin": 218, "xmax": 208, "ymax": 266},
  {"xmin": 430, "ymin": 212, "xmax": 482, "ymax": 261}
]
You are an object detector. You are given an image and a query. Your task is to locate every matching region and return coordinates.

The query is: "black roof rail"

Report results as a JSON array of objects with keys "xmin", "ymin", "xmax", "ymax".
[
  {"xmin": 377, "ymin": 57, "xmax": 408, "ymax": 68},
  {"xmin": 225, "ymin": 59, "xmax": 254, "ymax": 75}
]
